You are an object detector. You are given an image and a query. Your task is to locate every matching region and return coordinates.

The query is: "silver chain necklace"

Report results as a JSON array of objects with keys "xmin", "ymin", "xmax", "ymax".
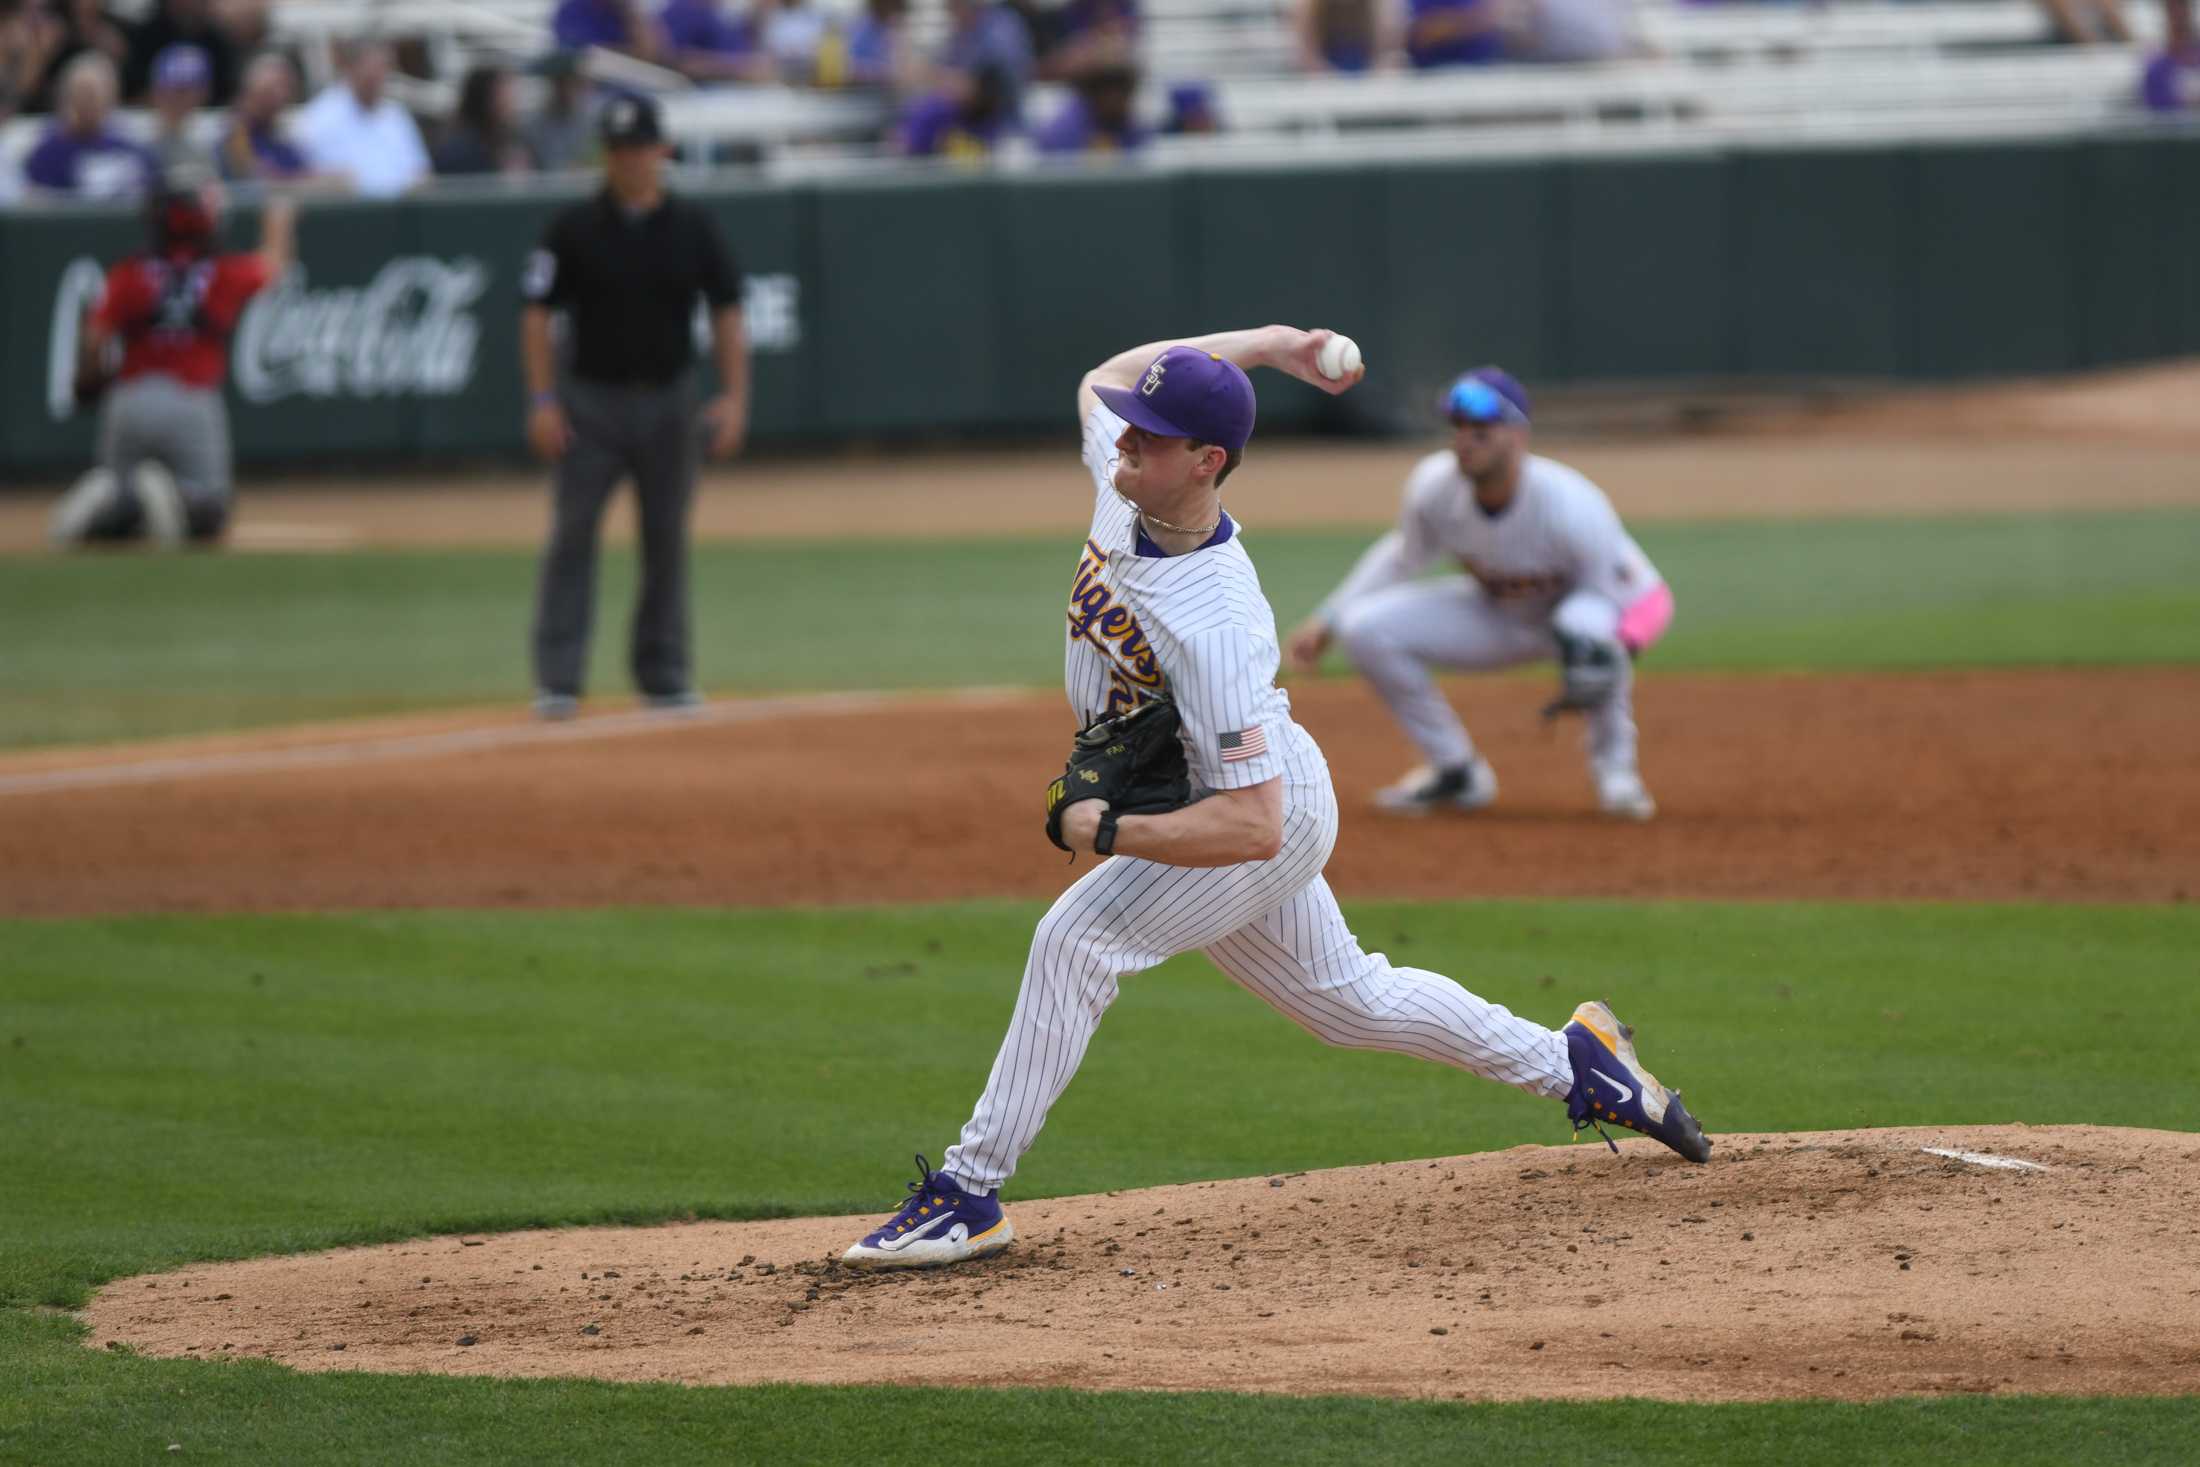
[{"xmin": 1120, "ymin": 491, "xmax": 1221, "ymax": 537}]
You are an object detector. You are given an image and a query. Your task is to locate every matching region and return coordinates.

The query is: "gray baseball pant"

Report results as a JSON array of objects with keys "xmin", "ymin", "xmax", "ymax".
[
  {"xmin": 531, "ymin": 376, "xmax": 701, "ymax": 700},
  {"xmin": 88, "ymin": 376, "xmax": 232, "ymax": 540}
]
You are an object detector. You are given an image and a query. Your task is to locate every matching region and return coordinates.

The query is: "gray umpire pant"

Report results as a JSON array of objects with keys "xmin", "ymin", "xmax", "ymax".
[{"xmin": 531, "ymin": 375, "xmax": 700, "ymax": 700}]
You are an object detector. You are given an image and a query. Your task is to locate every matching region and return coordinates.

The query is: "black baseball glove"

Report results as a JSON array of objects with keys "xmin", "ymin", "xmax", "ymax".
[
  {"xmin": 71, "ymin": 361, "xmax": 114, "ymax": 413},
  {"xmin": 1045, "ymin": 698, "xmax": 1192, "ymax": 852},
  {"xmin": 1541, "ymin": 629, "xmax": 1626, "ymax": 720}
]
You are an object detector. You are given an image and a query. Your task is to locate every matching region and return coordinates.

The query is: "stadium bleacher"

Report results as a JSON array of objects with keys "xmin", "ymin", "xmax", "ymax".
[{"xmin": 1, "ymin": 0, "xmax": 2183, "ymax": 194}]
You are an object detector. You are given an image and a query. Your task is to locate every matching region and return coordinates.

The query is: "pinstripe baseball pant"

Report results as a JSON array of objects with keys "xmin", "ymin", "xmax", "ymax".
[{"xmin": 940, "ymin": 778, "xmax": 1574, "ymax": 1193}]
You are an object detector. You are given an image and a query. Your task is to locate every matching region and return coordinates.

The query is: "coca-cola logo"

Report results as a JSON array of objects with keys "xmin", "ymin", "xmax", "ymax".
[
  {"xmin": 234, "ymin": 257, "xmax": 486, "ymax": 404},
  {"xmin": 44, "ymin": 254, "xmax": 489, "ymax": 418}
]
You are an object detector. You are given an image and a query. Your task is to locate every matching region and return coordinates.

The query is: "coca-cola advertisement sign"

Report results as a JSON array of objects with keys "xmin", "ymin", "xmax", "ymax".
[
  {"xmin": 44, "ymin": 255, "xmax": 487, "ymax": 419},
  {"xmin": 233, "ymin": 257, "xmax": 486, "ymax": 404}
]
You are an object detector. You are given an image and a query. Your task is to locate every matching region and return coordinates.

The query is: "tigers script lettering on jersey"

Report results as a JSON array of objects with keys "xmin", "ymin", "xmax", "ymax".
[
  {"xmin": 1068, "ymin": 539, "xmax": 1164, "ymax": 716},
  {"xmin": 1067, "ymin": 405, "xmax": 1329, "ymax": 793}
]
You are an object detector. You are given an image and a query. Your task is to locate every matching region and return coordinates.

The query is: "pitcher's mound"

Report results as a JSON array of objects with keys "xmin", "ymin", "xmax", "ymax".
[{"xmin": 83, "ymin": 1125, "xmax": 2200, "ymax": 1402}]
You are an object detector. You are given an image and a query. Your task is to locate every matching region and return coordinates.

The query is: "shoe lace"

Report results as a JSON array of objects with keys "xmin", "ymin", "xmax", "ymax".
[
  {"xmin": 1571, "ymin": 1114, "xmax": 1621, "ymax": 1156},
  {"xmin": 1566, "ymin": 1080, "xmax": 1622, "ymax": 1156},
  {"xmin": 881, "ymin": 1153, "xmax": 954, "ymax": 1234}
]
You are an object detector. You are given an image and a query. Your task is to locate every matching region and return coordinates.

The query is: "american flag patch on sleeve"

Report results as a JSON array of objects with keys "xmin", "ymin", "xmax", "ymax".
[{"xmin": 1218, "ymin": 726, "xmax": 1268, "ymax": 763}]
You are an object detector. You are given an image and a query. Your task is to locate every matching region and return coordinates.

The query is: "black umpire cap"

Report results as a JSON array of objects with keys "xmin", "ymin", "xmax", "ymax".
[{"xmin": 598, "ymin": 92, "xmax": 664, "ymax": 149}]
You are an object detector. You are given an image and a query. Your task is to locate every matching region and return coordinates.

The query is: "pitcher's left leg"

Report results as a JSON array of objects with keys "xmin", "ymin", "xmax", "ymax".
[{"xmin": 842, "ymin": 796, "xmax": 1337, "ymax": 1270}]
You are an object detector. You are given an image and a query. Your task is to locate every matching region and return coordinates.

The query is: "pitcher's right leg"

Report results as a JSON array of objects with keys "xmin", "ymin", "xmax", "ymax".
[{"xmin": 1203, "ymin": 874, "xmax": 1574, "ymax": 1097}]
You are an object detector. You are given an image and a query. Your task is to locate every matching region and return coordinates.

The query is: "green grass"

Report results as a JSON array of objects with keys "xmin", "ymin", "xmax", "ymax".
[
  {"xmin": 6, "ymin": 1307, "xmax": 2193, "ymax": 1466},
  {"xmin": 3, "ymin": 509, "xmax": 2195, "ymax": 747},
  {"xmin": 3, "ymin": 900, "xmax": 2196, "ymax": 1462}
]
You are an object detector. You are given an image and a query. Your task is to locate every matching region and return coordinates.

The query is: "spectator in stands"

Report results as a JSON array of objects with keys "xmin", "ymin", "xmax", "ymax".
[
  {"xmin": 832, "ymin": 0, "xmax": 914, "ymax": 88},
  {"xmin": 434, "ymin": 63, "xmax": 534, "ymax": 175},
  {"xmin": 217, "ymin": 49, "xmax": 307, "ymax": 180},
  {"xmin": 1164, "ymin": 79, "xmax": 1219, "ymax": 134},
  {"xmin": 213, "ymin": 0, "xmax": 268, "ymax": 56},
  {"xmin": 147, "ymin": 44, "xmax": 216, "ymax": 172},
  {"xmin": 659, "ymin": 0, "xmax": 763, "ymax": 83},
  {"xmin": 755, "ymin": 0, "xmax": 832, "ymax": 82},
  {"xmin": 1294, "ymin": 0, "xmax": 1395, "ymax": 73},
  {"xmin": 554, "ymin": 0, "xmax": 662, "ymax": 62},
  {"xmin": 899, "ymin": 59, "xmax": 1019, "ymax": 156},
  {"xmin": 1504, "ymin": 0, "xmax": 1634, "ymax": 63},
  {"xmin": 21, "ymin": 0, "xmax": 127, "ymax": 115},
  {"xmin": 524, "ymin": 50, "xmax": 594, "ymax": 168},
  {"xmin": 2040, "ymin": 0, "xmax": 2133, "ymax": 44},
  {"xmin": 1034, "ymin": 60, "xmax": 1145, "ymax": 153},
  {"xmin": 122, "ymin": 0, "xmax": 237, "ymax": 104},
  {"xmin": 22, "ymin": 49, "xmax": 158, "ymax": 195},
  {"xmin": 2142, "ymin": 0, "xmax": 2198, "ymax": 109},
  {"xmin": 1406, "ymin": 0, "xmax": 1503, "ymax": 69},
  {"xmin": 936, "ymin": 0, "xmax": 1033, "ymax": 118},
  {"xmin": 1033, "ymin": 0, "xmax": 1137, "ymax": 82},
  {"xmin": 294, "ymin": 39, "xmax": 430, "ymax": 198},
  {"xmin": 1, "ymin": 0, "xmax": 61, "ymax": 125}
]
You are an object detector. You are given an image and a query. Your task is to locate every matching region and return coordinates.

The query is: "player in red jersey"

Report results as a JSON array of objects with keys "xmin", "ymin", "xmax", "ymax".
[{"xmin": 49, "ymin": 179, "xmax": 295, "ymax": 548}]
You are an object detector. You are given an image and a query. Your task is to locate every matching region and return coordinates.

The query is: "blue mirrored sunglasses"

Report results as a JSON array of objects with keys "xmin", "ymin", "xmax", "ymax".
[{"xmin": 1443, "ymin": 378, "xmax": 1523, "ymax": 426}]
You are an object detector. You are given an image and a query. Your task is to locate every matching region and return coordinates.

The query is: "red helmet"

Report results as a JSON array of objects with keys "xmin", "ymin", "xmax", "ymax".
[{"xmin": 149, "ymin": 185, "xmax": 215, "ymax": 256}]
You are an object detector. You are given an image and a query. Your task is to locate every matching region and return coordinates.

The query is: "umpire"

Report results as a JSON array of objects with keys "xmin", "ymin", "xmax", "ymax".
[{"xmin": 519, "ymin": 93, "xmax": 749, "ymax": 719}]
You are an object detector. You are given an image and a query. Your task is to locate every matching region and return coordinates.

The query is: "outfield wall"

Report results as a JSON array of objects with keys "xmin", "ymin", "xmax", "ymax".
[{"xmin": 4, "ymin": 134, "xmax": 2196, "ymax": 476}]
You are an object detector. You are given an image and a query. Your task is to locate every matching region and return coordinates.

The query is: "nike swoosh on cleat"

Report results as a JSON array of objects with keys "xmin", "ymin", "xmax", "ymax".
[
  {"xmin": 1590, "ymin": 1067, "xmax": 1635, "ymax": 1105},
  {"xmin": 877, "ymin": 1213, "xmax": 957, "ymax": 1251}
]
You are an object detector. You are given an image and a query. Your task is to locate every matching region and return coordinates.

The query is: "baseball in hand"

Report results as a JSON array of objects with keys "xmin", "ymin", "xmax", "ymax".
[{"xmin": 1317, "ymin": 334, "xmax": 1363, "ymax": 381}]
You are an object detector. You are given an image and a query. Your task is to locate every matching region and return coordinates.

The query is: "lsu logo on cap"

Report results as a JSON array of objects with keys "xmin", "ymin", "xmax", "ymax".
[{"xmin": 1140, "ymin": 359, "xmax": 1167, "ymax": 396}]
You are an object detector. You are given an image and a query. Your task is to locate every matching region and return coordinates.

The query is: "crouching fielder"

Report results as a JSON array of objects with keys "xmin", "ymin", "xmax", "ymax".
[
  {"xmin": 49, "ymin": 183, "xmax": 294, "ymax": 548},
  {"xmin": 1286, "ymin": 367, "xmax": 1673, "ymax": 820},
  {"xmin": 839, "ymin": 329, "xmax": 1709, "ymax": 1272}
]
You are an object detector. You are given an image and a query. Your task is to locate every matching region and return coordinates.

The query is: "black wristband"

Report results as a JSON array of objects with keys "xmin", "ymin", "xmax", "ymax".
[{"xmin": 1093, "ymin": 809, "xmax": 1120, "ymax": 857}]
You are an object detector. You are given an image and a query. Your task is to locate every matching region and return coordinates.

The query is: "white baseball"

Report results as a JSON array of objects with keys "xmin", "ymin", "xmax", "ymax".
[{"xmin": 1317, "ymin": 334, "xmax": 1362, "ymax": 381}]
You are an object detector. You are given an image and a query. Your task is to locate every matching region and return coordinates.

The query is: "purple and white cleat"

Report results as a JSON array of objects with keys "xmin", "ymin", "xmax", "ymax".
[
  {"xmin": 1564, "ymin": 1000, "xmax": 1711, "ymax": 1163},
  {"xmin": 841, "ymin": 1154, "xmax": 1015, "ymax": 1270}
]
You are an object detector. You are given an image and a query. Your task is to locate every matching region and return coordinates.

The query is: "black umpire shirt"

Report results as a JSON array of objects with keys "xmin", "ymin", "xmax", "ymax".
[{"xmin": 522, "ymin": 190, "xmax": 743, "ymax": 387}]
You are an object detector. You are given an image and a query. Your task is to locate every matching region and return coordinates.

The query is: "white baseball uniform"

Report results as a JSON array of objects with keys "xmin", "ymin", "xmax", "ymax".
[
  {"xmin": 1319, "ymin": 450, "xmax": 1672, "ymax": 779},
  {"xmin": 938, "ymin": 404, "xmax": 1575, "ymax": 1195}
]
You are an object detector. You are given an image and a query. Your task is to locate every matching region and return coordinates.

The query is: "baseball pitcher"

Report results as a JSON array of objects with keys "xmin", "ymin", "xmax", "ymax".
[
  {"xmin": 1286, "ymin": 368, "xmax": 1673, "ymax": 819},
  {"xmin": 842, "ymin": 328, "xmax": 1709, "ymax": 1271},
  {"xmin": 48, "ymin": 181, "xmax": 295, "ymax": 548}
]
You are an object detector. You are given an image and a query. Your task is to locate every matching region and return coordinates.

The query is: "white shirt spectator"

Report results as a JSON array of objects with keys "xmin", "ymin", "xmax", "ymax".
[{"xmin": 294, "ymin": 81, "xmax": 430, "ymax": 197}]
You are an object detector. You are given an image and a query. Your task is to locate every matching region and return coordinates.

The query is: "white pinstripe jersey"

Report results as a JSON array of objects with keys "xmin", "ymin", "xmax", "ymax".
[{"xmin": 1069, "ymin": 405, "xmax": 1330, "ymax": 795}]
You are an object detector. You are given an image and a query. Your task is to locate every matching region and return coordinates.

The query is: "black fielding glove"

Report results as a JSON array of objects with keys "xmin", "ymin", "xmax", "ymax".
[{"xmin": 1044, "ymin": 698, "xmax": 1192, "ymax": 852}]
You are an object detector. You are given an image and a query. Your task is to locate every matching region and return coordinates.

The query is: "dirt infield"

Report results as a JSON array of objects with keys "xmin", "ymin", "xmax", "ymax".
[
  {"xmin": 80, "ymin": 1125, "xmax": 2200, "ymax": 1402},
  {"xmin": 4, "ymin": 668, "xmax": 2196, "ymax": 916}
]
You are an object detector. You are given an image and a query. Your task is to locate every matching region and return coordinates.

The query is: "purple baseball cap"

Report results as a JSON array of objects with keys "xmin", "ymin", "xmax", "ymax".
[
  {"xmin": 1095, "ymin": 346, "xmax": 1257, "ymax": 453},
  {"xmin": 153, "ymin": 45, "xmax": 211, "ymax": 94},
  {"xmin": 1440, "ymin": 366, "xmax": 1531, "ymax": 426}
]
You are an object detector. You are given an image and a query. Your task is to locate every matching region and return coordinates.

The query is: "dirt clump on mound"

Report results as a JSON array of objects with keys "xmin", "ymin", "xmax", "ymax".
[{"xmin": 81, "ymin": 1126, "xmax": 2200, "ymax": 1403}]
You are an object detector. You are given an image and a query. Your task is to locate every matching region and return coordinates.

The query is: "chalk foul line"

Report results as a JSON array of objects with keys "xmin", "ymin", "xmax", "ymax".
[{"xmin": 0, "ymin": 687, "xmax": 1037, "ymax": 798}]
